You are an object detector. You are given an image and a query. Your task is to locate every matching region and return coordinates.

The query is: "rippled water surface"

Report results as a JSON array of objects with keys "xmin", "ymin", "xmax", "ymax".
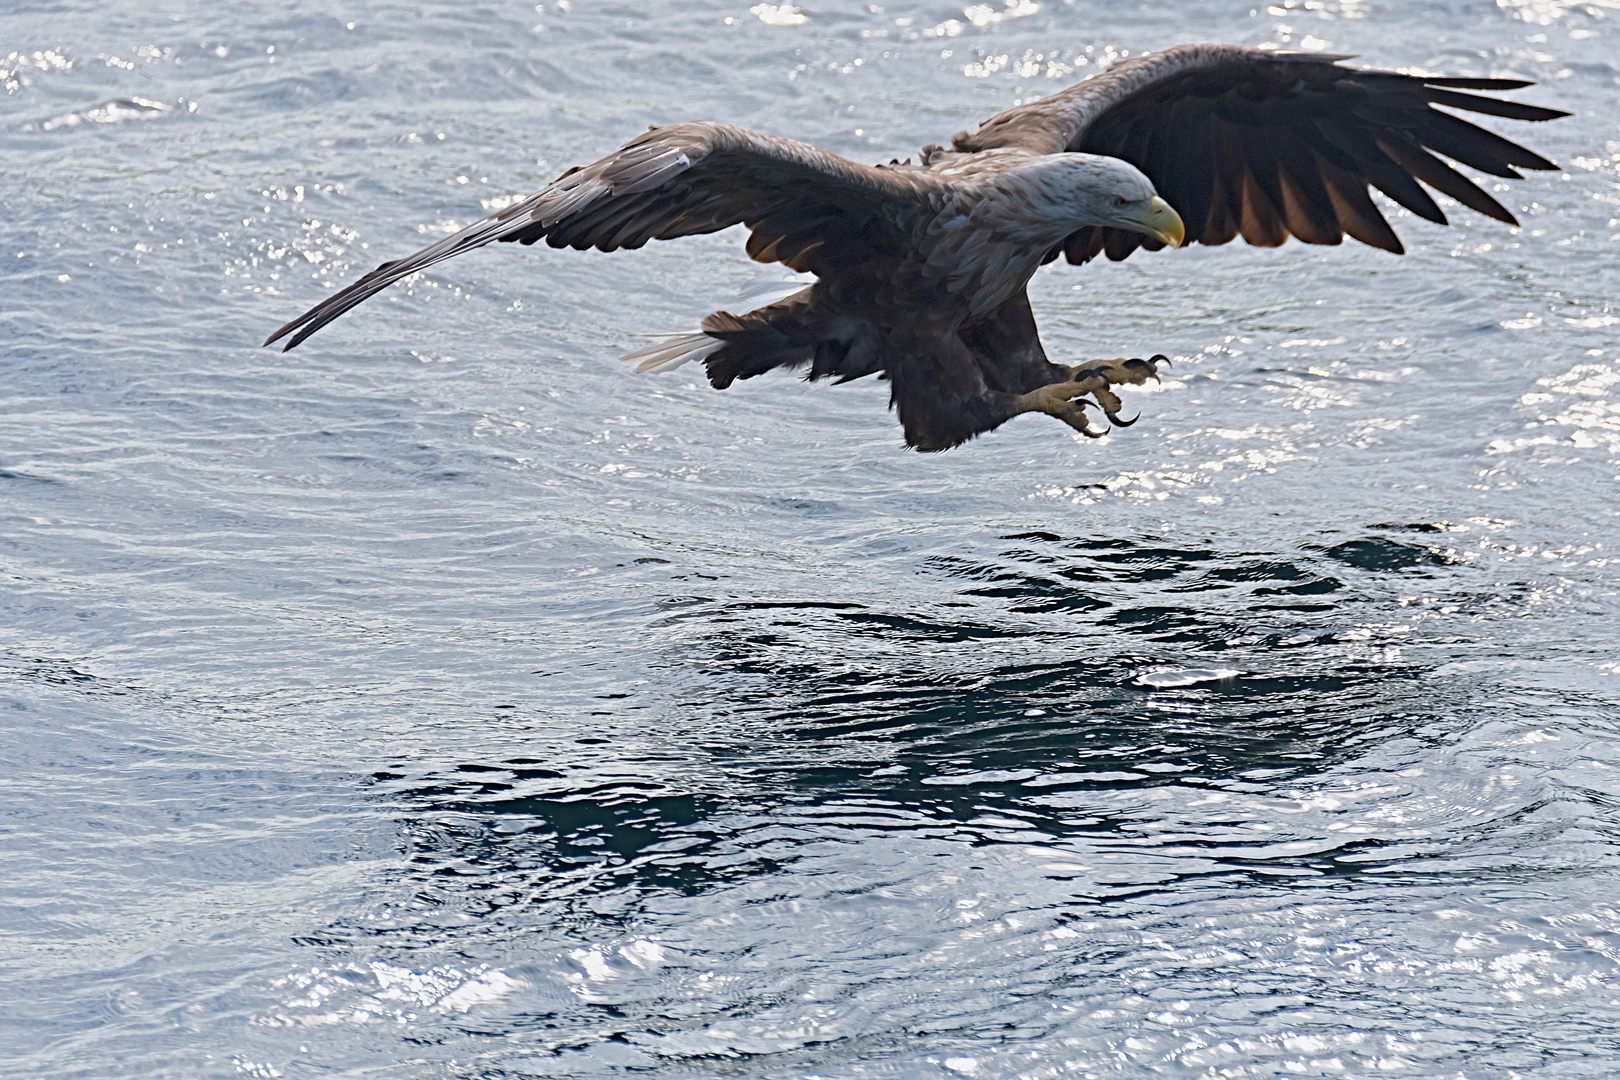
[{"xmin": 6, "ymin": 0, "xmax": 1620, "ymax": 1076}]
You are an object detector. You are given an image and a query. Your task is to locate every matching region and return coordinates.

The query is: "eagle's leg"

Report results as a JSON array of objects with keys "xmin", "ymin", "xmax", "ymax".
[{"xmin": 1015, "ymin": 354, "xmax": 1167, "ymax": 436}]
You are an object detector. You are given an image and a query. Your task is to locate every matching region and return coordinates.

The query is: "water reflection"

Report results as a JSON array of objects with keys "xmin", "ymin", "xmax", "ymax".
[
  {"xmin": 320, "ymin": 524, "xmax": 1620, "ymax": 1073},
  {"xmin": 338, "ymin": 667, "xmax": 1620, "ymax": 1076},
  {"xmin": 350, "ymin": 528, "xmax": 1505, "ymax": 945}
]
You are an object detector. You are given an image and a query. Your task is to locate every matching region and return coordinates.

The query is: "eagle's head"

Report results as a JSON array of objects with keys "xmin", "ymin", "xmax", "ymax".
[{"xmin": 1035, "ymin": 154, "xmax": 1185, "ymax": 248}]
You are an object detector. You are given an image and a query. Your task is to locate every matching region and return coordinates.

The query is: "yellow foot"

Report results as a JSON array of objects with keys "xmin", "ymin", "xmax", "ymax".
[
  {"xmin": 1014, "ymin": 382, "xmax": 1110, "ymax": 438},
  {"xmin": 1065, "ymin": 355, "xmax": 1168, "ymax": 390},
  {"xmin": 1067, "ymin": 354, "xmax": 1168, "ymax": 422},
  {"xmin": 1018, "ymin": 354, "xmax": 1168, "ymax": 437}
]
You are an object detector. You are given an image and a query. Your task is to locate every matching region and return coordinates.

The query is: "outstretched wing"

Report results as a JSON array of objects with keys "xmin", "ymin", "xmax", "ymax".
[
  {"xmin": 265, "ymin": 123, "xmax": 931, "ymax": 351},
  {"xmin": 951, "ymin": 43, "xmax": 1568, "ymax": 263}
]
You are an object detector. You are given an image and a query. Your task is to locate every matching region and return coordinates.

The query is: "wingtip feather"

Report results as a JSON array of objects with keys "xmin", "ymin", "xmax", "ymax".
[{"xmin": 263, "ymin": 320, "xmax": 299, "ymax": 350}]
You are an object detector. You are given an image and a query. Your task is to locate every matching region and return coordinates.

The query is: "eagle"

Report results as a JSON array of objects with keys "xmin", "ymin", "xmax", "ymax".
[{"xmin": 265, "ymin": 43, "xmax": 1566, "ymax": 451}]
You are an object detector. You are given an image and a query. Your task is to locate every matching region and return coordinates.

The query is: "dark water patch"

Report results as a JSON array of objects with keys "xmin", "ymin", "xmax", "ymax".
[
  {"xmin": 927, "ymin": 541, "xmax": 1356, "ymax": 620},
  {"xmin": 1318, "ymin": 536, "xmax": 1460, "ymax": 572},
  {"xmin": 726, "ymin": 599, "xmax": 864, "ymax": 611},
  {"xmin": 347, "ymin": 650, "xmax": 1450, "ymax": 931},
  {"xmin": 1, "ymin": 653, "xmax": 118, "ymax": 693},
  {"xmin": 0, "ymin": 467, "xmax": 60, "ymax": 484},
  {"xmin": 1371, "ymin": 520, "xmax": 1465, "ymax": 535},
  {"xmin": 833, "ymin": 609, "xmax": 1021, "ymax": 641}
]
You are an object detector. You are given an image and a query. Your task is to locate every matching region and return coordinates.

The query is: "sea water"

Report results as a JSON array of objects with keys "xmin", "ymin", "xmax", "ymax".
[{"xmin": 4, "ymin": 1, "xmax": 1620, "ymax": 1075}]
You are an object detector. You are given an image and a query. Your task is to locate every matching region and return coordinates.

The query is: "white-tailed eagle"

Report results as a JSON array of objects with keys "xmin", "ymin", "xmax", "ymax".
[{"xmin": 266, "ymin": 44, "xmax": 1566, "ymax": 451}]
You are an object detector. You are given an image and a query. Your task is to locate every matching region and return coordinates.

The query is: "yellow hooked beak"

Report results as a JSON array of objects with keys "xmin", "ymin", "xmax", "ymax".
[{"xmin": 1133, "ymin": 196, "xmax": 1185, "ymax": 249}]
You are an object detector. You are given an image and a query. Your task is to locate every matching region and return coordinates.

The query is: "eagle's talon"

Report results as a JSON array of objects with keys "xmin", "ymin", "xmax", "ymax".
[
  {"xmin": 1070, "ymin": 355, "xmax": 1165, "ymax": 389},
  {"xmin": 1017, "ymin": 383, "xmax": 1114, "ymax": 437},
  {"xmin": 1121, "ymin": 357, "xmax": 1161, "ymax": 384},
  {"xmin": 1039, "ymin": 356, "xmax": 1166, "ymax": 434},
  {"xmin": 1065, "ymin": 400, "xmax": 1110, "ymax": 439},
  {"xmin": 1065, "ymin": 405, "xmax": 1109, "ymax": 438}
]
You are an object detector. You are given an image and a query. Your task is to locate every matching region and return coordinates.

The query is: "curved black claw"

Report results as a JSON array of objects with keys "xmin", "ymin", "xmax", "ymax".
[
  {"xmin": 1105, "ymin": 410, "xmax": 1140, "ymax": 428},
  {"xmin": 1062, "ymin": 401, "xmax": 1109, "ymax": 439},
  {"xmin": 1122, "ymin": 357, "xmax": 1162, "ymax": 384}
]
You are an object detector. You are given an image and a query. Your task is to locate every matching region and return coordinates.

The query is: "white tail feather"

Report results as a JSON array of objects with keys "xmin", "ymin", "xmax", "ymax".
[
  {"xmin": 620, "ymin": 278, "xmax": 812, "ymax": 374},
  {"xmin": 618, "ymin": 332, "xmax": 723, "ymax": 374}
]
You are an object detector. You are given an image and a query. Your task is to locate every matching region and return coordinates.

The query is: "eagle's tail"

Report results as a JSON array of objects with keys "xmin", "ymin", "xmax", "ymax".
[
  {"xmin": 620, "ymin": 285, "xmax": 820, "ymax": 387},
  {"xmin": 618, "ymin": 333, "xmax": 724, "ymax": 374},
  {"xmin": 695, "ymin": 300, "xmax": 819, "ymax": 389}
]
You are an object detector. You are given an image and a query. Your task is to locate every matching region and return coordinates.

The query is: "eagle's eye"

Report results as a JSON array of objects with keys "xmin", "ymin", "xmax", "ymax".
[{"xmin": 1112, "ymin": 195, "xmax": 1131, "ymax": 209}]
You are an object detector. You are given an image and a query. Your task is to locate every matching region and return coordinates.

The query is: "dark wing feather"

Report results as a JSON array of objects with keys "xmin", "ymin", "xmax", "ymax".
[
  {"xmin": 265, "ymin": 124, "xmax": 929, "ymax": 351},
  {"xmin": 1313, "ymin": 118, "xmax": 1446, "ymax": 223},
  {"xmin": 954, "ymin": 43, "xmax": 1566, "ymax": 261},
  {"xmin": 1153, "ymin": 96, "xmax": 1215, "ymax": 239},
  {"xmin": 1272, "ymin": 131, "xmax": 1342, "ymax": 244},
  {"xmin": 1314, "ymin": 150, "xmax": 1403, "ymax": 252}
]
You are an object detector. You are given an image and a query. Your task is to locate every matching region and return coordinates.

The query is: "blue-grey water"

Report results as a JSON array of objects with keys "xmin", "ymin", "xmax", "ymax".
[{"xmin": 4, "ymin": 1, "xmax": 1620, "ymax": 1076}]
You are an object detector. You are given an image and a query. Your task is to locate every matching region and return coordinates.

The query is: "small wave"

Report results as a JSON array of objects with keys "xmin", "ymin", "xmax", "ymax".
[
  {"xmin": 27, "ymin": 96, "xmax": 167, "ymax": 132},
  {"xmin": 1133, "ymin": 666, "xmax": 1241, "ymax": 688}
]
